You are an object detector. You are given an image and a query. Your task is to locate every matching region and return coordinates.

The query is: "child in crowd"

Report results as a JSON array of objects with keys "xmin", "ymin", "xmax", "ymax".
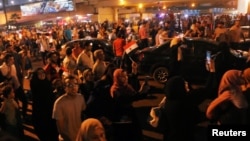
[{"xmin": 0, "ymin": 85, "xmax": 24, "ymax": 140}]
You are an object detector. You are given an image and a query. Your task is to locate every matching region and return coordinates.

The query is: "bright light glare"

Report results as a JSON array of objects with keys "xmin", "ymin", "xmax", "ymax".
[
  {"xmin": 138, "ymin": 3, "xmax": 143, "ymax": 9},
  {"xmin": 120, "ymin": 0, "xmax": 125, "ymax": 5},
  {"xmin": 191, "ymin": 3, "xmax": 195, "ymax": 7}
]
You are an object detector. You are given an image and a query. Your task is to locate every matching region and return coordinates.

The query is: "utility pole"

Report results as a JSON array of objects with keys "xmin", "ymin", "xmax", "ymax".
[{"xmin": 2, "ymin": 0, "xmax": 8, "ymax": 30}]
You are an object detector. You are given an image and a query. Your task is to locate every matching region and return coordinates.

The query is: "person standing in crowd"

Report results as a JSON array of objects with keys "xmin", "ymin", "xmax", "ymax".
[
  {"xmin": 97, "ymin": 27, "xmax": 108, "ymax": 40},
  {"xmin": 161, "ymin": 76, "xmax": 203, "ymax": 141},
  {"xmin": 0, "ymin": 85, "xmax": 24, "ymax": 140},
  {"xmin": 52, "ymin": 75, "xmax": 86, "ymax": 141},
  {"xmin": 149, "ymin": 25, "xmax": 159, "ymax": 46},
  {"xmin": 116, "ymin": 22, "xmax": 126, "ymax": 39},
  {"xmin": 62, "ymin": 47, "xmax": 77, "ymax": 76},
  {"xmin": 63, "ymin": 25, "xmax": 72, "ymax": 42},
  {"xmin": 213, "ymin": 21, "xmax": 228, "ymax": 41},
  {"xmin": 113, "ymin": 33, "xmax": 125, "ymax": 68},
  {"xmin": 92, "ymin": 49, "xmax": 107, "ymax": 81},
  {"xmin": 19, "ymin": 45, "xmax": 32, "ymax": 78},
  {"xmin": 4, "ymin": 44, "xmax": 23, "ymax": 87},
  {"xmin": 138, "ymin": 21, "xmax": 149, "ymax": 49},
  {"xmin": 72, "ymin": 42, "xmax": 83, "ymax": 61},
  {"xmin": 75, "ymin": 118, "xmax": 107, "ymax": 141},
  {"xmin": 78, "ymin": 26, "xmax": 85, "ymax": 39},
  {"xmin": 79, "ymin": 68, "xmax": 95, "ymax": 103},
  {"xmin": 110, "ymin": 68, "xmax": 150, "ymax": 141},
  {"xmin": 30, "ymin": 68, "xmax": 58, "ymax": 141},
  {"xmin": 77, "ymin": 41, "xmax": 94, "ymax": 75},
  {"xmin": 44, "ymin": 52, "xmax": 63, "ymax": 82},
  {"xmin": 229, "ymin": 19, "xmax": 243, "ymax": 45},
  {"xmin": 0, "ymin": 53, "xmax": 28, "ymax": 121},
  {"xmin": 160, "ymin": 60, "xmax": 217, "ymax": 141},
  {"xmin": 36, "ymin": 34, "xmax": 50, "ymax": 65}
]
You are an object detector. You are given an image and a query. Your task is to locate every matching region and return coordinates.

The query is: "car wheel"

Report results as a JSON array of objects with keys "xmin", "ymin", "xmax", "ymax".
[{"xmin": 153, "ymin": 67, "xmax": 169, "ymax": 84}]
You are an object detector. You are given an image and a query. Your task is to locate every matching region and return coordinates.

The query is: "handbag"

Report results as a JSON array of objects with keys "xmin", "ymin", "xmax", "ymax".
[{"xmin": 148, "ymin": 96, "xmax": 166, "ymax": 128}]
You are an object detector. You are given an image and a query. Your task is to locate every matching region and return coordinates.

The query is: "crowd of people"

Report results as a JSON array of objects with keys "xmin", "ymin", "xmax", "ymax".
[{"xmin": 0, "ymin": 12, "xmax": 249, "ymax": 141}]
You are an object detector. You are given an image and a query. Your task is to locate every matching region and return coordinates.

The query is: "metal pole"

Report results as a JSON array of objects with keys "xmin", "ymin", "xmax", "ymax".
[{"xmin": 3, "ymin": 0, "xmax": 8, "ymax": 30}]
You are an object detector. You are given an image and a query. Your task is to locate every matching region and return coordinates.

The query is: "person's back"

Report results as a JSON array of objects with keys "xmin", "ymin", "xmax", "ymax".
[
  {"xmin": 161, "ymin": 76, "xmax": 201, "ymax": 141},
  {"xmin": 162, "ymin": 99, "xmax": 198, "ymax": 141}
]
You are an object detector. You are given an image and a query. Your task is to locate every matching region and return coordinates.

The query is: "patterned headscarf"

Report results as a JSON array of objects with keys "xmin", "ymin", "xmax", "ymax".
[{"xmin": 75, "ymin": 118, "xmax": 106, "ymax": 141}]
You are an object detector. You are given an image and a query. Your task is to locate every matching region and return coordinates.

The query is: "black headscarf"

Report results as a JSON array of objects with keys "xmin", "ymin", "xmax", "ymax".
[{"xmin": 164, "ymin": 76, "xmax": 187, "ymax": 100}]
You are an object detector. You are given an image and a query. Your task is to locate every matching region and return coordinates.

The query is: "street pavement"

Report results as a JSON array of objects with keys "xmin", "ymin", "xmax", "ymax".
[{"xmin": 21, "ymin": 57, "xmax": 167, "ymax": 141}]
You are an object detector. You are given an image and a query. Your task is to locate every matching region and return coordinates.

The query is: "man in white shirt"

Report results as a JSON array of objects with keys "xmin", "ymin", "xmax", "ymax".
[
  {"xmin": 52, "ymin": 75, "xmax": 86, "ymax": 141},
  {"xmin": 76, "ymin": 41, "xmax": 94, "ymax": 75}
]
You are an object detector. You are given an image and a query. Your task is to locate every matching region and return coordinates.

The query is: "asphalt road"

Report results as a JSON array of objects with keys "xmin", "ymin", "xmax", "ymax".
[{"xmin": 21, "ymin": 57, "xmax": 167, "ymax": 141}]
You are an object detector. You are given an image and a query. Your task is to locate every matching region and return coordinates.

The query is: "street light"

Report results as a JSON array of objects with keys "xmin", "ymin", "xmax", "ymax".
[{"xmin": 138, "ymin": 3, "xmax": 143, "ymax": 20}]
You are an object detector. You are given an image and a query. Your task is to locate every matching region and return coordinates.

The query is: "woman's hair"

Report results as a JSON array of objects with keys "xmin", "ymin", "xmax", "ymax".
[
  {"xmin": 164, "ymin": 76, "xmax": 187, "ymax": 100},
  {"xmin": 31, "ymin": 67, "xmax": 45, "ymax": 81},
  {"xmin": 63, "ymin": 75, "xmax": 78, "ymax": 86},
  {"xmin": 2, "ymin": 85, "xmax": 13, "ymax": 98},
  {"xmin": 4, "ymin": 53, "xmax": 13, "ymax": 63},
  {"xmin": 65, "ymin": 47, "xmax": 72, "ymax": 56},
  {"xmin": 93, "ymin": 49, "xmax": 103, "ymax": 59},
  {"xmin": 81, "ymin": 68, "xmax": 93, "ymax": 83}
]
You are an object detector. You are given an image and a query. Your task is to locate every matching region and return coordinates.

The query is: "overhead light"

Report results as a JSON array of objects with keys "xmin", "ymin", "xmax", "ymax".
[
  {"xmin": 138, "ymin": 3, "xmax": 143, "ymax": 9},
  {"xmin": 191, "ymin": 3, "xmax": 195, "ymax": 7}
]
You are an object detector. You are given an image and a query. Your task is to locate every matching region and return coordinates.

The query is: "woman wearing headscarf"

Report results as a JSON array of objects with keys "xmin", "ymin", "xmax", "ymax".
[
  {"xmin": 110, "ymin": 68, "xmax": 150, "ymax": 141},
  {"xmin": 79, "ymin": 68, "xmax": 95, "ymax": 102},
  {"xmin": 75, "ymin": 118, "xmax": 106, "ymax": 141},
  {"xmin": 30, "ymin": 67, "xmax": 58, "ymax": 141},
  {"xmin": 161, "ymin": 76, "xmax": 202, "ymax": 141},
  {"xmin": 85, "ymin": 63, "xmax": 117, "ymax": 141},
  {"xmin": 206, "ymin": 68, "xmax": 250, "ymax": 124}
]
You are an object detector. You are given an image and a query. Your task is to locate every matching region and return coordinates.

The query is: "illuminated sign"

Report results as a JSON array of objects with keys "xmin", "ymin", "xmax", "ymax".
[{"xmin": 20, "ymin": 0, "xmax": 74, "ymax": 16}]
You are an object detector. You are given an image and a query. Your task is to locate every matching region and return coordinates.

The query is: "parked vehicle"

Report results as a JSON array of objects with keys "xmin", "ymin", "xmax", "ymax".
[
  {"xmin": 59, "ymin": 37, "xmax": 114, "ymax": 62},
  {"xmin": 134, "ymin": 37, "xmax": 250, "ymax": 84}
]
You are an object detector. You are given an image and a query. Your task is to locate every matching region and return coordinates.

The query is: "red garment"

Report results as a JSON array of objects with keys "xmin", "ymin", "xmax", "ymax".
[
  {"xmin": 139, "ymin": 26, "xmax": 148, "ymax": 39},
  {"xmin": 113, "ymin": 38, "xmax": 126, "ymax": 57},
  {"xmin": 43, "ymin": 63, "xmax": 63, "ymax": 82},
  {"xmin": 72, "ymin": 47, "xmax": 83, "ymax": 60}
]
